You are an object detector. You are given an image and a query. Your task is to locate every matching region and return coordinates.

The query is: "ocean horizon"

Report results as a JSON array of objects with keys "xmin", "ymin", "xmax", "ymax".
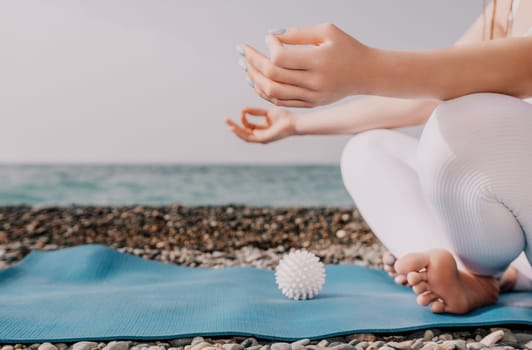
[{"xmin": 0, "ymin": 164, "xmax": 354, "ymax": 207}]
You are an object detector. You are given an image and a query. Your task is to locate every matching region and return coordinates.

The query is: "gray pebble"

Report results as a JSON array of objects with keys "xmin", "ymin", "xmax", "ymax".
[
  {"xmin": 222, "ymin": 345, "xmax": 244, "ymax": 350},
  {"xmin": 191, "ymin": 343, "xmax": 212, "ymax": 350},
  {"xmin": 465, "ymin": 342, "xmax": 485, "ymax": 350},
  {"xmin": 516, "ymin": 333, "xmax": 532, "ymax": 344},
  {"xmin": 411, "ymin": 339, "xmax": 424, "ymax": 350},
  {"xmin": 2, "ymin": 346, "xmax": 14, "ymax": 350},
  {"xmin": 329, "ymin": 344, "xmax": 354, "ymax": 350},
  {"xmin": 241, "ymin": 339, "xmax": 258, "ymax": 348},
  {"xmin": 168, "ymin": 348, "xmax": 180, "ymax": 350},
  {"xmin": 442, "ymin": 340, "xmax": 466, "ymax": 350},
  {"xmin": 73, "ymin": 342, "xmax": 98, "ymax": 350},
  {"xmin": 490, "ymin": 347, "xmax": 516, "ymax": 350},
  {"xmin": 347, "ymin": 341, "xmax": 359, "ymax": 347},
  {"xmin": 170, "ymin": 340, "xmax": 193, "ymax": 348},
  {"xmin": 424, "ymin": 330, "xmax": 435, "ymax": 342},
  {"xmin": 56, "ymin": 344, "xmax": 68, "ymax": 350},
  {"xmin": 317, "ymin": 342, "xmax": 328, "ymax": 348},
  {"xmin": 260, "ymin": 346, "xmax": 270, "ymax": 350},
  {"xmin": 271, "ymin": 343, "xmax": 291, "ymax": 350},
  {"xmin": 420, "ymin": 342, "xmax": 438, "ymax": 350},
  {"xmin": 38, "ymin": 344, "xmax": 58, "ymax": 350},
  {"xmin": 525, "ymin": 340, "xmax": 532, "ymax": 350},
  {"xmin": 191, "ymin": 339, "xmax": 205, "ymax": 347},
  {"xmin": 387, "ymin": 341, "xmax": 413, "ymax": 350},
  {"xmin": 354, "ymin": 342, "xmax": 368, "ymax": 350},
  {"xmin": 246, "ymin": 346, "xmax": 261, "ymax": 350},
  {"xmin": 480, "ymin": 330, "xmax": 504, "ymax": 347},
  {"xmin": 103, "ymin": 342, "xmax": 129, "ymax": 350},
  {"xmin": 377, "ymin": 346, "xmax": 394, "ymax": 350},
  {"xmin": 148, "ymin": 347, "xmax": 163, "ymax": 350},
  {"xmin": 292, "ymin": 340, "xmax": 310, "ymax": 350}
]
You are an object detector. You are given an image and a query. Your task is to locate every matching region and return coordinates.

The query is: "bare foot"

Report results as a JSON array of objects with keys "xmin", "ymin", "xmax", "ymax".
[
  {"xmin": 499, "ymin": 266, "xmax": 518, "ymax": 292},
  {"xmin": 382, "ymin": 252, "xmax": 408, "ymax": 286},
  {"xmin": 394, "ymin": 249, "xmax": 499, "ymax": 314}
]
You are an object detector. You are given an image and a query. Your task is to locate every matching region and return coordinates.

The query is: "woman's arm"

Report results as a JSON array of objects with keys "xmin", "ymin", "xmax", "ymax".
[
  {"xmin": 280, "ymin": 1, "xmax": 508, "ymax": 136},
  {"xmin": 240, "ymin": 1, "xmax": 529, "ymax": 108}
]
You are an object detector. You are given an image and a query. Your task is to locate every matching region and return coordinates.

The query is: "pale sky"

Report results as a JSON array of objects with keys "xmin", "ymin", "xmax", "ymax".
[{"xmin": 0, "ymin": 0, "xmax": 482, "ymax": 164}]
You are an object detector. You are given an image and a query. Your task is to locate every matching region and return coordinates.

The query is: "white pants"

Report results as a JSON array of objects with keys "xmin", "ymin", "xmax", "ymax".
[{"xmin": 340, "ymin": 93, "xmax": 532, "ymax": 291}]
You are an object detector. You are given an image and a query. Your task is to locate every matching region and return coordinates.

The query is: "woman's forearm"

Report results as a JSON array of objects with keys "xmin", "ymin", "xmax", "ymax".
[
  {"xmin": 293, "ymin": 96, "xmax": 438, "ymax": 135},
  {"xmin": 368, "ymin": 37, "xmax": 532, "ymax": 100}
]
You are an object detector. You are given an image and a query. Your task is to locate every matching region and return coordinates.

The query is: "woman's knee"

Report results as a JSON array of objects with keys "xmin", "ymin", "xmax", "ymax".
[
  {"xmin": 340, "ymin": 129, "xmax": 395, "ymax": 176},
  {"xmin": 415, "ymin": 93, "xmax": 521, "ymax": 194}
]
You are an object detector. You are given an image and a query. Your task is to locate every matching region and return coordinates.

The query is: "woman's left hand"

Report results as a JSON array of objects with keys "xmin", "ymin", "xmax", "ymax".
[{"xmin": 239, "ymin": 23, "xmax": 376, "ymax": 108}]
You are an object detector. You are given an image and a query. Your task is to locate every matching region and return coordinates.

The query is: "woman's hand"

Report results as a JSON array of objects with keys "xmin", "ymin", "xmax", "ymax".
[
  {"xmin": 225, "ymin": 107, "xmax": 297, "ymax": 144},
  {"xmin": 239, "ymin": 23, "xmax": 376, "ymax": 108}
]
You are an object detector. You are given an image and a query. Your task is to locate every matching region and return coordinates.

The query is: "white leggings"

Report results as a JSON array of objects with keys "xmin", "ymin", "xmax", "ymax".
[{"xmin": 340, "ymin": 93, "xmax": 532, "ymax": 291}]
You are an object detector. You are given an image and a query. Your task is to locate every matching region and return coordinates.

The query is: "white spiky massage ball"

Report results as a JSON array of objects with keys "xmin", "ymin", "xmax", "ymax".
[{"xmin": 275, "ymin": 249, "xmax": 326, "ymax": 300}]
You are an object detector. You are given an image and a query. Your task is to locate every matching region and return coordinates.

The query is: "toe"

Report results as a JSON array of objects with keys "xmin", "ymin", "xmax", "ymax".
[
  {"xmin": 395, "ymin": 252, "xmax": 430, "ymax": 275},
  {"xmin": 417, "ymin": 291, "xmax": 439, "ymax": 306},
  {"xmin": 430, "ymin": 298, "xmax": 446, "ymax": 313},
  {"xmin": 407, "ymin": 270, "xmax": 427, "ymax": 285},
  {"xmin": 394, "ymin": 274, "xmax": 408, "ymax": 285},
  {"xmin": 412, "ymin": 281, "xmax": 429, "ymax": 295}
]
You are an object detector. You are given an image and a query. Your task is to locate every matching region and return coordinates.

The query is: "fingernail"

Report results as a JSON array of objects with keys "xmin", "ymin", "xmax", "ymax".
[
  {"xmin": 238, "ymin": 57, "xmax": 247, "ymax": 72},
  {"xmin": 268, "ymin": 28, "xmax": 286, "ymax": 35},
  {"xmin": 384, "ymin": 255, "xmax": 396, "ymax": 265},
  {"xmin": 236, "ymin": 45, "xmax": 245, "ymax": 56},
  {"xmin": 246, "ymin": 76, "xmax": 254, "ymax": 88}
]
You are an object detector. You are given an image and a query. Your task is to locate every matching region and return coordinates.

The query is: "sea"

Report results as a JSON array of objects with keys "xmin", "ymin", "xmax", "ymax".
[{"xmin": 0, "ymin": 164, "xmax": 354, "ymax": 207}]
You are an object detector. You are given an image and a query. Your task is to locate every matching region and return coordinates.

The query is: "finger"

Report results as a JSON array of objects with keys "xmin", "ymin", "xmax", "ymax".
[
  {"xmin": 272, "ymin": 24, "xmax": 328, "ymax": 45},
  {"xmin": 269, "ymin": 99, "xmax": 314, "ymax": 108},
  {"xmin": 229, "ymin": 124, "xmax": 258, "ymax": 143},
  {"xmin": 266, "ymin": 34, "xmax": 317, "ymax": 70},
  {"xmin": 243, "ymin": 44, "xmax": 311, "ymax": 86},
  {"xmin": 248, "ymin": 63, "xmax": 316, "ymax": 102},
  {"xmin": 241, "ymin": 107, "xmax": 271, "ymax": 130}
]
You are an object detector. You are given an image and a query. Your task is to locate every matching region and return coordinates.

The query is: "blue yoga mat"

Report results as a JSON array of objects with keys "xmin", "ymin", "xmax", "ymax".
[{"xmin": 0, "ymin": 245, "xmax": 530, "ymax": 342}]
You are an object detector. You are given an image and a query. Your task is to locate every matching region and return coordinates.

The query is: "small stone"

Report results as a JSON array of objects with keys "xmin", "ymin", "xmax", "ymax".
[
  {"xmin": 246, "ymin": 347, "xmax": 261, "ymax": 350},
  {"xmin": 355, "ymin": 342, "xmax": 368, "ymax": 350},
  {"xmin": 329, "ymin": 345, "xmax": 354, "ymax": 350},
  {"xmin": 38, "ymin": 344, "xmax": 58, "ymax": 350},
  {"xmin": 171, "ymin": 340, "xmax": 193, "ymax": 348},
  {"xmin": 480, "ymin": 330, "xmax": 504, "ymax": 347},
  {"xmin": 489, "ymin": 347, "xmax": 515, "ymax": 350},
  {"xmin": 525, "ymin": 340, "xmax": 532, "ymax": 350},
  {"xmin": 291, "ymin": 340, "xmax": 310, "ymax": 350},
  {"xmin": 439, "ymin": 334, "xmax": 453, "ymax": 341},
  {"xmin": 222, "ymin": 345, "xmax": 243, "ymax": 350},
  {"xmin": 271, "ymin": 344, "xmax": 291, "ymax": 350},
  {"xmin": 421, "ymin": 342, "xmax": 439, "ymax": 350},
  {"xmin": 442, "ymin": 340, "xmax": 466, "ymax": 350},
  {"xmin": 377, "ymin": 346, "xmax": 394, "ymax": 350},
  {"xmin": 515, "ymin": 333, "xmax": 532, "ymax": 344},
  {"xmin": 103, "ymin": 342, "xmax": 129, "ymax": 350},
  {"xmin": 192, "ymin": 339, "xmax": 205, "ymax": 347},
  {"xmin": 336, "ymin": 230, "xmax": 347, "ymax": 239},
  {"xmin": 465, "ymin": 343, "xmax": 484, "ymax": 350},
  {"xmin": 387, "ymin": 341, "xmax": 413, "ymax": 350},
  {"xmin": 2, "ymin": 346, "xmax": 14, "ymax": 350},
  {"xmin": 347, "ymin": 341, "xmax": 360, "ymax": 347},
  {"xmin": 260, "ymin": 346, "xmax": 270, "ymax": 350},
  {"xmin": 191, "ymin": 343, "xmax": 212, "ymax": 350},
  {"xmin": 411, "ymin": 339, "xmax": 424, "ymax": 350},
  {"xmin": 148, "ymin": 347, "xmax": 163, "ymax": 350},
  {"xmin": 56, "ymin": 344, "xmax": 68, "ymax": 350},
  {"xmin": 424, "ymin": 331, "xmax": 435, "ymax": 342},
  {"xmin": 317, "ymin": 341, "xmax": 328, "ymax": 348},
  {"xmin": 241, "ymin": 339, "xmax": 258, "ymax": 348},
  {"xmin": 73, "ymin": 343, "xmax": 98, "ymax": 350}
]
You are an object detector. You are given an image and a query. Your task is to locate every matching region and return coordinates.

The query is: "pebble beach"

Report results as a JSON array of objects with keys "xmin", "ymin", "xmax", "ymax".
[{"xmin": 0, "ymin": 205, "xmax": 530, "ymax": 350}]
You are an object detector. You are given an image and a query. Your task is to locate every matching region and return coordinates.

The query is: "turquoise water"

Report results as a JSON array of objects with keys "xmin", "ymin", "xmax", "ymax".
[{"xmin": 0, "ymin": 164, "xmax": 354, "ymax": 207}]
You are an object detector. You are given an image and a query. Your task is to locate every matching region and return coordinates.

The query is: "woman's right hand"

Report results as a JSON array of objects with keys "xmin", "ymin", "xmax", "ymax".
[{"xmin": 225, "ymin": 107, "xmax": 297, "ymax": 144}]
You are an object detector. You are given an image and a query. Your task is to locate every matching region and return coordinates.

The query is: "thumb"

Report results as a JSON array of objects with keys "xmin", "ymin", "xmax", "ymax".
[{"xmin": 270, "ymin": 24, "xmax": 328, "ymax": 45}]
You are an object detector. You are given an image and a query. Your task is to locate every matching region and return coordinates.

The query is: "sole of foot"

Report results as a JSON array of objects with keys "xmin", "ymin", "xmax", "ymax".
[{"xmin": 394, "ymin": 249, "xmax": 499, "ymax": 314}]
